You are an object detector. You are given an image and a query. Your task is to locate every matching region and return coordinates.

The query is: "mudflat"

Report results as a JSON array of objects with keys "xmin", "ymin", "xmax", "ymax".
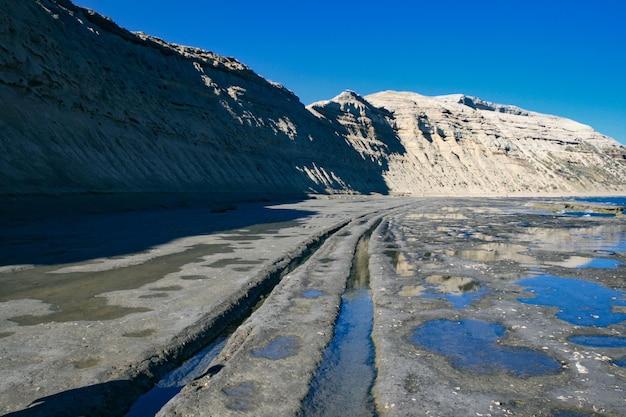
[{"xmin": 1, "ymin": 196, "xmax": 624, "ymax": 416}]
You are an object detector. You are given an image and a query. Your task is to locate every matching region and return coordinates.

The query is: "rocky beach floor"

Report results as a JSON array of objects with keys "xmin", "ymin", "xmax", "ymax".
[{"xmin": 1, "ymin": 196, "xmax": 624, "ymax": 416}]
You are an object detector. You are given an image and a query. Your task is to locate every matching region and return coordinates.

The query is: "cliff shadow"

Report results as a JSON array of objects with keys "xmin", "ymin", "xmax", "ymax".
[
  {"xmin": 3, "ymin": 379, "xmax": 144, "ymax": 417},
  {"xmin": 306, "ymin": 97, "xmax": 407, "ymax": 189},
  {"xmin": 0, "ymin": 192, "xmax": 316, "ymax": 267}
]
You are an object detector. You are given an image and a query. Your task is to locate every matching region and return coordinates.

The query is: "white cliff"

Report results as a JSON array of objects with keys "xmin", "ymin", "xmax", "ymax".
[
  {"xmin": 311, "ymin": 91, "xmax": 626, "ymax": 195},
  {"xmin": 1, "ymin": 0, "xmax": 625, "ymax": 199}
]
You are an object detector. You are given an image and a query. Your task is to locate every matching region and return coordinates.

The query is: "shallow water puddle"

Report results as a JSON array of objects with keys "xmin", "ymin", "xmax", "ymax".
[
  {"xmin": 399, "ymin": 275, "xmax": 487, "ymax": 309},
  {"xmin": 578, "ymin": 258, "xmax": 622, "ymax": 269},
  {"xmin": 251, "ymin": 335, "xmax": 300, "ymax": 359},
  {"xmin": 385, "ymin": 250, "xmax": 416, "ymax": 276},
  {"xmin": 410, "ymin": 319, "xmax": 562, "ymax": 377},
  {"xmin": 125, "ymin": 280, "xmax": 277, "ymax": 417},
  {"xmin": 421, "ymin": 275, "xmax": 487, "ymax": 309},
  {"xmin": 547, "ymin": 256, "xmax": 622, "ymax": 269},
  {"xmin": 125, "ymin": 337, "xmax": 228, "ymax": 417},
  {"xmin": 302, "ymin": 290, "xmax": 324, "ymax": 298},
  {"xmin": 516, "ymin": 275, "xmax": 626, "ymax": 327},
  {"xmin": 551, "ymin": 411, "xmax": 602, "ymax": 417},
  {"xmin": 567, "ymin": 335, "xmax": 626, "ymax": 348},
  {"xmin": 301, "ymin": 232, "xmax": 376, "ymax": 416},
  {"xmin": 573, "ymin": 227, "xmax": 626, "ymax": 254},
  {"xmin": 207, "ymin": 257, "xmax": 262, "ymax": 269},
  {"xmin": 455, "ymin": 243, "xmax": 535, "ymax": 264},
  {"xmin": 562, "ymin": 211, "xmax": 617, "ymax": 218}
]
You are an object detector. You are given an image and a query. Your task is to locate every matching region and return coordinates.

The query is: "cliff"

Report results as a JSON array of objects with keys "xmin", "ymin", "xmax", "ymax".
[
  {"xmin": 310, "ymin": 91, "xmax": 626, "ymax": 195},
  {"xmin": 0, "ymin": 0, "xmax": 388, "ymax": 197},
  {"xmin": 2, "ymin": 0, "xmax": 625, "ymax": 200}
]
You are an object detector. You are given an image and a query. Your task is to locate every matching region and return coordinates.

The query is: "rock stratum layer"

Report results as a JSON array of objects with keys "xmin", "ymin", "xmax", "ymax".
[{"xmin": 2, "ymin": 0, "xmax": 626, "ymax": 198}]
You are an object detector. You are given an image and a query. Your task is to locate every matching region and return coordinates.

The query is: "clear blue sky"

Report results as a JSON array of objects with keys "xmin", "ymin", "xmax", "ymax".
[{"xmin": 74, "ymin": 0, "xmax": 626, "ymax": 144}]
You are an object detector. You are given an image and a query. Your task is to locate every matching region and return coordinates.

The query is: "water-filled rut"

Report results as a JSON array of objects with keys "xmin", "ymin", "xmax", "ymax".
[
  {"xmin": 301, "ymin": 229, "xmax": 378, "ymax": 416},
  {"xmin": 156, "ymin": 214, "xmax": 387, "ymax": 416},
  {"xmin": 123, "ymin": 220, "xmax": 351, "ymax": 417}
]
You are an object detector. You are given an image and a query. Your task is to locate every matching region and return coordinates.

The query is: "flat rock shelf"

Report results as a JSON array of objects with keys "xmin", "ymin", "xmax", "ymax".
[{"xmin": 1, "ymin": 197, "xmax": 625, "ymax": 417}]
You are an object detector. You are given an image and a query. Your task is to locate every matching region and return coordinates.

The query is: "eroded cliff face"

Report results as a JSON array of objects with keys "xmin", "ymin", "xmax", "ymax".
[
  {"xmin": 310, "ymin": 91, "xmax": 626, "ymax": 195},
  {"xmin": 0, "ymin": 0, "xmax": 388, "ymax": 196},
  {"xmin": 1, "ymin": 0, "xmax": 625, "ymax": 198}
]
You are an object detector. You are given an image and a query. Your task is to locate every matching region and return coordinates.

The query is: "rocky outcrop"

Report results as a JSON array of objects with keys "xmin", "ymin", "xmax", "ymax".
[
  {"xmin": 307, "ymin": 90, "xmax": 406, "ymax": 176},
  {"xmin": 1, "ymin": 0, "xmax": 625, "ymax": 199},
  {"xmin": 454, "ymin": 95, "xmax": 529, "ymax": 116},
  {"xmin": 310, "ymin": 91, "xmax": 626, "ymax": 195}
]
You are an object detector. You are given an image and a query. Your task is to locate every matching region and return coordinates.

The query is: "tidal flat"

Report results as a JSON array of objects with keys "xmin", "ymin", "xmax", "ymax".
[{"xmin": 0, "ymin": 196, "xmax": 624, "ymax": 416}]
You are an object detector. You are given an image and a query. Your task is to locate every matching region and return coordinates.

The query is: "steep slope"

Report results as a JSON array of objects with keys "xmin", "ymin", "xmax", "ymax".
[
  {"xmin": 2, "ymin": 0, "xmax": 625, "ymax": 200},
  {"xmin": 311, "ymin": 91, "xmax": 626, "ymax": 195},
  {"xmin": 307, "ymin": 90, "xmax": 406, "ymax": 172},
  {"xmin": 0, "ymin": 0, "xmax": 388, "ymax": 197}
]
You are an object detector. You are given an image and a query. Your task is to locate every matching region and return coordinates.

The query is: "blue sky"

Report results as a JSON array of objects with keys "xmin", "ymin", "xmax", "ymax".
[{"xmin": 74, "ymin": 0, "xmax": 626, "ymax": 144}]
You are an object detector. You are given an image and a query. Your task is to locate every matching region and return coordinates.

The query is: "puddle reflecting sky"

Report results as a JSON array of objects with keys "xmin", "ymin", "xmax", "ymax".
[
  {"xmin": 410, "ymin": 319, "xmax": 561, "ymax": 377},
  {"xmin": 567, "ymin": 335, "xmax": 626, "ymax": 348},
  {"xmin": 516, "ymin": 275, "xmax": 626, "ymax": 327},
  {"xmin": 125, "ymin": 337, "xmax": 227, "ymax": 417},
  {"xmin": 456, "ymin": 243, "xmax": 535, "ymax": 264},
  {"xmin": 561, "ymin": 211, "xmax": 616, "ymax": 218},
  {"xmin": 551, "ymin": 411, "xmax": 600, "ymax": 417},
  {"xmin": 578, "ymin": 258, "xmax": 622, "ymax": 269},
  {"xmin": 301, "ymin": 232, "xmax": 376, "ymax": 416},
  {"xmin": 401, "ymin": 275, "xmax": 488, "ymax": 309},
  {"xmin": 451, "ymin": 224, "xmax": 626, "ymax": 266},
  {"xmin": 546, "ymin": 256, "xmax": 622, "ymax": 269},
  {"xmin": 521, "ymin": 224, "xmax": 626, "ymax": 255},
  {"xmin": 251, "ymin": 335, "xmax": 299, "ymax": 360},
  {"xmin": 567, "ymin": 226, "xmax": 626, "ymax": 254},
  {"xmin": 302, "ymin": 290, "xmax": 324, "ymax": 298}
]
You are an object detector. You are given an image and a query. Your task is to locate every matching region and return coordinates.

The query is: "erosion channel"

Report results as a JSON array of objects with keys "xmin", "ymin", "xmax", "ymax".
[{"xmin": 301, "ymin": 226, "xmax": 378, "ymax": 416}]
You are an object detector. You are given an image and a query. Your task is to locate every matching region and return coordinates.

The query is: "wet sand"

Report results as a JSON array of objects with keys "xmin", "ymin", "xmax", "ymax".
[{"xmin": 1, "ymin": 196, "xmax": 625, "ymax": 416}]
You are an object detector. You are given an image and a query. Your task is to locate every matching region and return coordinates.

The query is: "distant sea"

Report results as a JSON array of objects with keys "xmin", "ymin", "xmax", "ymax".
[{"xmin": 574, "ymin": 196, "xmax": 626, "ymax": 206}]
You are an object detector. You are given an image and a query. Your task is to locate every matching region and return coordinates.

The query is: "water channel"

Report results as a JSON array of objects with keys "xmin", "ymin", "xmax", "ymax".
[{"xmin": 300, "ymin": 231, "xmax": 377, "ymax": 416}]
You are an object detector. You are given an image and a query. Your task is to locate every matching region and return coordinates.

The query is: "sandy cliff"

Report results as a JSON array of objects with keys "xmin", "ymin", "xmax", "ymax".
[
  {"xmin": 0, "ymin": 0, "xmax": 388, "ymax": 197},
  {"xmin": 310, "ymin": 91, "xmax": 626, "ymax": 195},
  {"xmin": 1, "ymin": 0, "xmax": 625, "ymax": 199}
]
